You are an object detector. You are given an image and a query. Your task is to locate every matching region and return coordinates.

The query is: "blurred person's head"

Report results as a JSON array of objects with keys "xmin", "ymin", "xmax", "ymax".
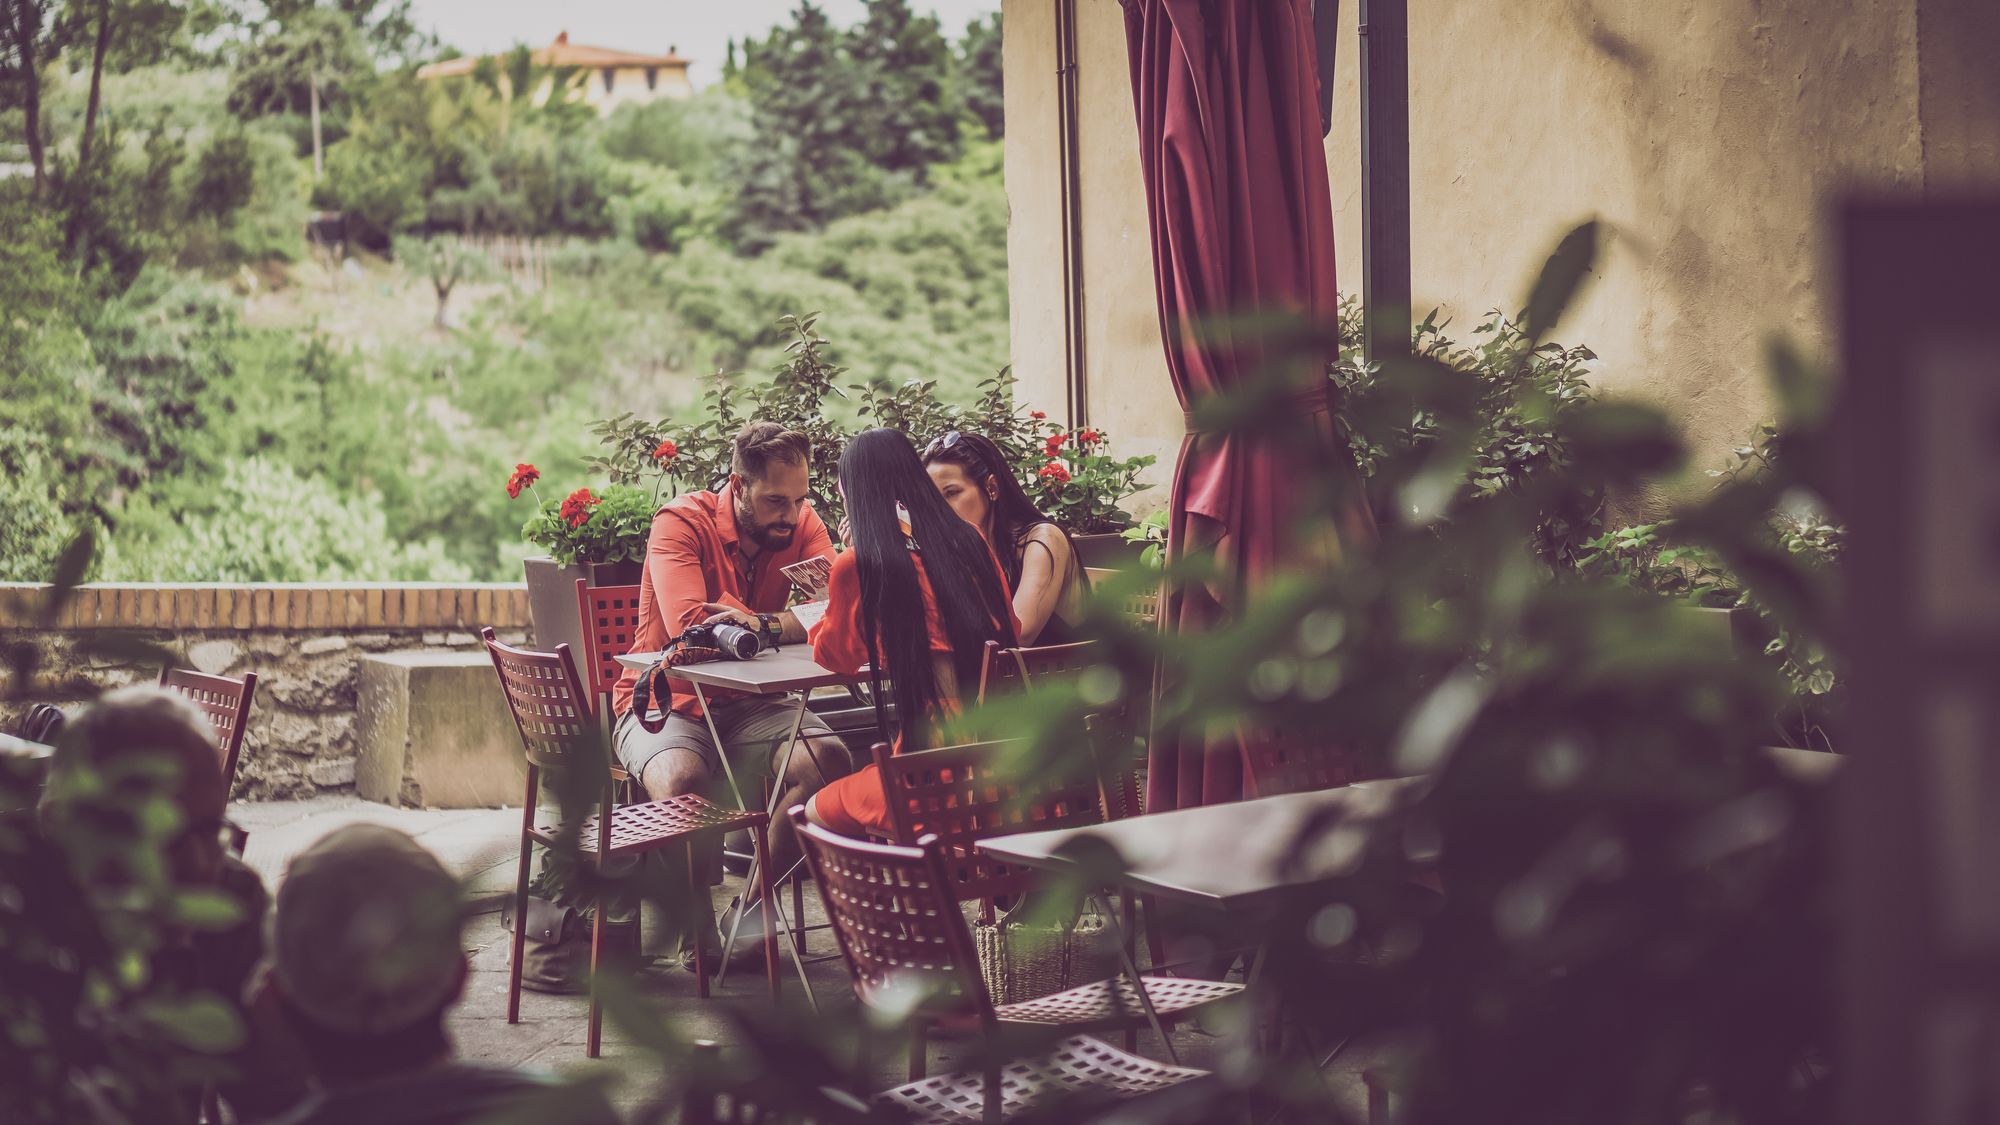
[
  {"xmin": 921, "ymin": 430, "xmax": 1066, "ymax": 590},
  {"xmin": 836, "ymin": 428, "xmax": 1016, "ymax": 745},
  {"xmin": 39, "ymin": 685, "xmax": 228, "ymax": 889},
  {"xmin": 729, "ymin": 421, "xmax": 812, "ymax": 552},
  {"xmin": 267, "ymin": 824, "xmax": 467, "ymax": 1082}
]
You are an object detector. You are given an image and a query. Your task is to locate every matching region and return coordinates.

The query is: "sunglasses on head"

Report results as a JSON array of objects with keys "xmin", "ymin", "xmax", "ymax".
[{"xmin": 921, "ymin": 431, "xmax": 966, "ymax": 460}]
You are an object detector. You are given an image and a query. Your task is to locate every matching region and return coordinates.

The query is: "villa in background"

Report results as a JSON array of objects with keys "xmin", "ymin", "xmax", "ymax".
[{"xmin": 416, "ymin": 31, "xmax": 692, "ymax": 113}]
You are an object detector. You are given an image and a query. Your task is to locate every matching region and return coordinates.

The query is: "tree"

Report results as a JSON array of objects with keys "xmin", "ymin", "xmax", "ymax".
[
  {"xmin": 3, "ymin": 0, "xmax": 194, "ymax": 195},
  {"xmin": 845, "ymin": 0, "xmax": 960, "ymax": 177},
  {"xmin": 725, "ymin": 2, "xmax": 891, "ymax": 249},
  {"xmin": 958, "ymin": 11, "xmax": 1002, "ymax": 140},
  {"xmin": 1, "ymin": 0, "xmax": 63, "ymax": 192},
  {"xmin": 226, "ymin": 6, "xmax": 368, "ymax": 176},
  {"xmin": 394, "ymin": 234, "xmax": 492, "ymax": 329},
  {"xmin": 259, "ymin": 0, "xmax": 429, "ymax": 65},
  {"xmin": 53, "ymin": 0, "xmax": 195, "ymax": 260}
]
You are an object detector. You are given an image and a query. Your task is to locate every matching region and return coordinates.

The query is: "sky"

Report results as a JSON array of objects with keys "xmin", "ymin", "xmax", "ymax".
[{"xmin": 405, "ymin": 1, "xmax": 1002, "ymax": 89}]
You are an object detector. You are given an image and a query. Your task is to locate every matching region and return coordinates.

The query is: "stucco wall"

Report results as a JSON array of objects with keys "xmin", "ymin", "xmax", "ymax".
[
  {"xmin": 1003, "ymin": 0, "xmax": 2000, "ymax": 507},
  {"xmin": 587, "ymin": 64, "xmax": 694, "ymax": 112}
]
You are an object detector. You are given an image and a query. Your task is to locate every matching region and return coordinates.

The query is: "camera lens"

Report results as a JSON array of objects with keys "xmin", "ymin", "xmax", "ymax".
[{"xmin": 709, "ymin": 623, "xmax": 762, "ymax": 660}]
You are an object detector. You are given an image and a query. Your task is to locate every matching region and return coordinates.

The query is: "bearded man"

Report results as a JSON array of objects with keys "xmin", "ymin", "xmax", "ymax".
[{"xmin": 608, "ymin": 421, "xmax": 850, "ymax": 965}]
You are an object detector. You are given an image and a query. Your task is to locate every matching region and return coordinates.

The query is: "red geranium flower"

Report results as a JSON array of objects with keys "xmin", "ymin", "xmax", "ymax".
[
  {"xmin": 1030, "ymin": 410, "xmax": 1047, "ymax": 421},
  {"xmin": 506, "ymin": 463, "xmax": 540, "ymax": 500},
  {"xmin": 559, "ymin": 488, "xmax": 601, "ymax": 529},
  {"xmin": 1037, "ymin": 461, "xmax": 1072, "ymax": 489},
  {"xmin": 653, "ymin": 439, "xmax": 679, "ymax": 464},
  {"xmin": 1078, "ymin": 428, "xmax": 1103, "ymax": 448},
  {"xmin": 1043, "ymin": 432, "xmax": 1067, "ymax": 458}
]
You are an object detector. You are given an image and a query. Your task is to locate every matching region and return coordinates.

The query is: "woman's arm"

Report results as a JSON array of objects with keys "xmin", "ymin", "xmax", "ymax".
[
  {"xmin": 1010, "ymin": 524, "xmax": 1074, "ymax": 647},
  {"xmin": 809, "ymin": 551, "xmax": 871, "ymax": 674}
]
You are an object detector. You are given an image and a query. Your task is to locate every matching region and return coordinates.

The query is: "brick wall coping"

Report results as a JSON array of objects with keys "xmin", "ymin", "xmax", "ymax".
[{"xmin": 0, "ymin": 582, "xmax": 532, "ymax": 632}]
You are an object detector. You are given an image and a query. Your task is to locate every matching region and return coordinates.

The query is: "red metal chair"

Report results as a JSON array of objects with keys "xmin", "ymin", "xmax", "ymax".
[
  {"xmin": 873, "ymin": 738, "xmax": 1102, "ymax": 910},
  {"xmin": 158, "ymin": 667, "xmax": 258, "ymax": 796},
  {"xmin": 793, "ymin": 811, "xmax": 1216, "ymax": 1119},
  {"xmin": 974, "ymin": 640, "xmax": 1098, "ymax": 703},
  {"xmin": 482, "ymin": 628, "xmax": 780, "ymax": 1057},
  {"xmin": 573, "ymin": 579, "xmax": 646, "ymax": 796},
  {"xmin": 1241, "ymin": 722, "xmax": 1363, "ymax": 798},
  {"xmin": 873, "ymin": 738, "xmax": 1231, "ymax": 1056},
  {"xmin": 974, "ymin": 641, "xmax": 1139, "ymax": 819},
  {"xmin": 971, "ymin": 641, "xmax": 1156, "ymax": 964}
]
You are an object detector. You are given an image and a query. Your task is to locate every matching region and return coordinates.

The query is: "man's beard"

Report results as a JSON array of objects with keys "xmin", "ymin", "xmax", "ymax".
[{"xmin": 739, "ymin": 500, "xmax": 796, "ymax": 551}]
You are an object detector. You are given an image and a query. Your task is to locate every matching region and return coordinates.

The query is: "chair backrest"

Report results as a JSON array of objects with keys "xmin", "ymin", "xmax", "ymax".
[
  {"xmin": 574, "ymin": 579, "xmax": 643, "ymax": 717},
  {"xmin": 158, "ymin": 667, "xmax": 258, "ymax": 794},
  {"xmin": 975, "ymin": 639, "xmax": 1100, "ymax": 704},
  {"xmin": 572, "ymin": 576, "xmax": 640, "ymax": 708},
  {"xmin": 480, "ymin": 627, "xmax": 598, "ymax": 773},
  {"xmin": 1084, "ymin": 713, "xmax": 1145, "ymax": 822},
  {"xmin": 1241, "ymin": 720, "xmax": 1361, "ymax": 798},
  {"xmin": 1086, "ymin": 567, "xmax": 1160, "ymax": 631},
  {"xmin": 791, "ymin": 810, "xmax": 993, "ymax": 1025},
  {"xmin": 872, "ymin": 739, "xmax": 1103, "ymax": 904}
]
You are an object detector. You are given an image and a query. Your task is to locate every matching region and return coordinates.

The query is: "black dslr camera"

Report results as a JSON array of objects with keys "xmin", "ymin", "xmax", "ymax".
[{"xmin": 676, "ymin": 620, "xmax": 769, "ymax": 661}]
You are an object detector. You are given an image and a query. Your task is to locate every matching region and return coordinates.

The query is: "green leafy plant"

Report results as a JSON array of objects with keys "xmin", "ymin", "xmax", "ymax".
[
  {"xmin": 1334, "ymin": 302, "xmax": 1601, "ymax": 566},
  {"xmin": 517, "ymin": 481, "xmax": 655, "ymax": 568},
  {"xmin": 1120, "ymin": 509, "xmax": 1169, "ymax": 569},
  {"xmin": 1579, "ymin": 416, "xmax": 1845, "ymax": 748},
  {"xmin": 4, "ymin": 534, "xmax": 248, "ymax": 1123},
  {"xmin": 1026, "ymin": 422, "xmax": 1156, "ymax": 535}
]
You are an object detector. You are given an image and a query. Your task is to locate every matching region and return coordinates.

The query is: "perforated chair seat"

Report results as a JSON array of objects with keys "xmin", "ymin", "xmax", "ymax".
[
  {"xmin": 993, "ymin": 974, "xmax": 1243, "ymax": 1028},
  {"xmin": 872, "ymin": 1034, "xmax": 1208, "ymax": 1124},
  {"xmin": 531, "ymin": 793, "xmax": 765, "ymax": 857}
]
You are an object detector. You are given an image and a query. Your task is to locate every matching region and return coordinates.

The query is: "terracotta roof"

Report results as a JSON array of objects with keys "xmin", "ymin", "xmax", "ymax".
[{"xmin": 418, "ymin": 32, "xmax": 690, "ymax": 79}]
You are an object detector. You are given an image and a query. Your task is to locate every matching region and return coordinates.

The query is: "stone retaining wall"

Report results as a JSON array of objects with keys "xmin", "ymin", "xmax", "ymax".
[{"xmin": 0, "ymin": 583, "xmax": 534, "ymax": 801}]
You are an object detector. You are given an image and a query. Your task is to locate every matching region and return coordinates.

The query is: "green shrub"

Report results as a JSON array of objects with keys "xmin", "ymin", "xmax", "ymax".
[
  {"xmin": 0, "ymin": 433, "xmax": 83, "ymax": 582},
  {"xmin": 322, "ymin": 130, "xmax": 425, "ymax": 247},
  {"xmin": 609, "ymin": 163, "xmax": 716, "ymax": 253},
  {"xmin": 102, "ymin": 457, "xmax": 469, "ymax": 582}
]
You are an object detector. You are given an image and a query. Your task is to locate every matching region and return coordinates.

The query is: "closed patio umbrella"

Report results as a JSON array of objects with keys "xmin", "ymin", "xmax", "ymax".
[{"xmin": 1121, "ymin": 0, "xmax": 1376, "ymax": 810}]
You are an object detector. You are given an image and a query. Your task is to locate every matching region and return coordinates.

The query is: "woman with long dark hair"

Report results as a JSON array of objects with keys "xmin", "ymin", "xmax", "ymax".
[
  {"xmin": 921, "ymin": 430, "xmax": 1088, "ymax": 646},
  {"xmin": 804, "ymin": 428, "xmax": 1019, "ymax": 838}
]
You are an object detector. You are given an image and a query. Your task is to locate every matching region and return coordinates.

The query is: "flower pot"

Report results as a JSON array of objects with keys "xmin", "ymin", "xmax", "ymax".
[
  {"xmin": 523, "ymin": 557, "xmax": 644, "ymax": 657},
  {"xmin": 1070, "ymin": 532, "xmax": 1145, "ymax": 571}
]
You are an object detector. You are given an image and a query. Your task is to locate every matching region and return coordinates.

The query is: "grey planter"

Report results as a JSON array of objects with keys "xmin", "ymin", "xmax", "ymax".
[{"xmin": 522, "ymin": 556, "xmax": 644, "ymax": 657}]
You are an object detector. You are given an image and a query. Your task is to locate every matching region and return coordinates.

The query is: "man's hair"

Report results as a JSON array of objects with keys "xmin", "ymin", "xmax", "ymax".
[{"xmin": 731, "ymin": 421, "xmax": 811, "ymax": 481}]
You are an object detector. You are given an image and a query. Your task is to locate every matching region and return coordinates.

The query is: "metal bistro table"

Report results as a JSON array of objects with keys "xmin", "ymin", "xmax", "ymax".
[
  {"xmin": 615, "ymin": 645, "xmax": 866, "ymax": 1001},
  {"xmin": 975, "ymin": 778, "xmax": 1426, "ymax": 1058}
]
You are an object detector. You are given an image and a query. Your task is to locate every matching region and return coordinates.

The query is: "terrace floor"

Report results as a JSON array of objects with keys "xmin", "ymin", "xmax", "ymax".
[{"xmin": 235, "ymin": 796, "xmax": 1385, "ymax": 1118}]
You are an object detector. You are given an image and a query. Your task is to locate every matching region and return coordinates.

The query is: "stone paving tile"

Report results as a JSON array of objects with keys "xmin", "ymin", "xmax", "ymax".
[{"xmin": 232, "ymin": 795, "xmax": 519, "ymax": 894}]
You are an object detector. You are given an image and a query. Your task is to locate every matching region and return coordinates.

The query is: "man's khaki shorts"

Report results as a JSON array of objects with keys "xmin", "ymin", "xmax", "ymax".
[{"xmin": 614, "ymin": 696, "xmax": 835, "ymax": 786}]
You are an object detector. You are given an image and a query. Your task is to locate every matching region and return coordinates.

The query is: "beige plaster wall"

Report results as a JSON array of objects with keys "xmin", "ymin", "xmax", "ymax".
[
  {"xmin": 1003, "ymin": 0, "xmax": 1181, "ymax": 509},
  {"xmin": 1004, "ymin": 0, "xmax": 1998, "ymax": 508}
]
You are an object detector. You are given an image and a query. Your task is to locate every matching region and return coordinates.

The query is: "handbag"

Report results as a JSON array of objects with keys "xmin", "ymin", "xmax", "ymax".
[{"xmin": 972, "ymin": 895, "xmax": 1119, "ymax": 1005}]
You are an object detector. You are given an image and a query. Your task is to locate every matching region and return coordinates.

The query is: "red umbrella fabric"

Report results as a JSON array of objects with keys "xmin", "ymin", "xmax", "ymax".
[{"xmin": 1121, "ymin": 0, "xmax": 1376, "ymax": 809}]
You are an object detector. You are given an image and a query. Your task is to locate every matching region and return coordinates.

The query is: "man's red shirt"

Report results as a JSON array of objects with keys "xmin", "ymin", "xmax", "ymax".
[{"xmin": 611, "ymin": 482, "xmax": 834, "ymax": 719}]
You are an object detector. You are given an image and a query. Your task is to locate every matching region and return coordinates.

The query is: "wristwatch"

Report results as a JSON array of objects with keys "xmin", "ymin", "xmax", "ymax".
[{"xmin": 756, "ymin": 613, "xmax": 782, "ymax": 647}]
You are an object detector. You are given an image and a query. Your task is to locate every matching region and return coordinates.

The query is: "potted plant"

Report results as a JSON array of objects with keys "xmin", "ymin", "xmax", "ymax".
[
  {"xmin": 510, "ymin": 453, "xmax": 676, "ymax": 657},
  {"xmin": 1023, "ymin": 423, "xmax": 1157, "ymax": 568}
]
